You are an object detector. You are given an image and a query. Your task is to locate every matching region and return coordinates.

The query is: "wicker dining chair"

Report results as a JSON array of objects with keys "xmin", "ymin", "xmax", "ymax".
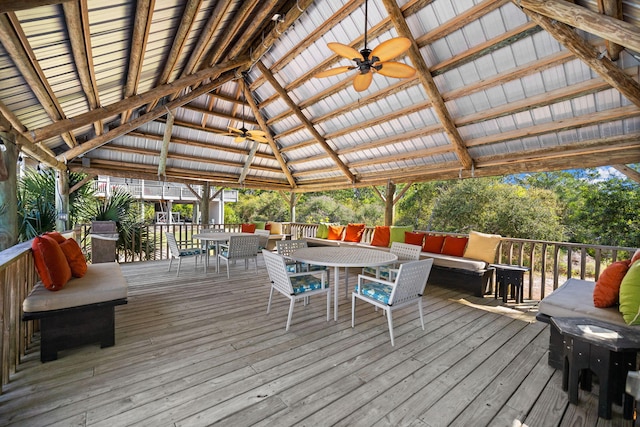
[
  {"xmin": 166, "ymin": 232, "xmax": 205, "ymax": 276},
  {"xmin": 362, "ymin": 241, "xmax": 422, "ymax": 282},
  {"xmin": 217, "ymin": 235, "xmax": 260, "ymax": 278},
  {"xmin": 353, "ymin": 258, "xmax": 434, "ymax": 346},
  {"xmin": 263, "ymin": 249, "xmax": 330, "ymax": 331}
]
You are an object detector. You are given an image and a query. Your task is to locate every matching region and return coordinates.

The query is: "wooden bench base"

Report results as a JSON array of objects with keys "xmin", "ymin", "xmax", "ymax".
[
  {"xmin": 24, "ymin": 299, "xmax": 127, "ymax": 362},
  {"xmin": 428, "ymin": 265, "xmax": 493, "ymax": 297}
]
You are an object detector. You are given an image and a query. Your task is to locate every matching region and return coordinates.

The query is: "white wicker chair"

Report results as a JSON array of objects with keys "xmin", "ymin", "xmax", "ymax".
[
  {"xmin": 263, "ymin": 250, "xmax": 330, "ymax": 331},
  {"xmin": 362, "ymin": 241, "xmax": 421, "ymax": 282},
  {"xmin": 255, "ymin": 229, "xmax": 271, "ymax": 251},
  {"xmin": 166, "ymin": 232, "xmax": 204, "ymax": 276},
  {"xmin": 276, "ymin": 239, "xmax": 330, "ymax": 285},
  {"xmin": 352, "ymin": 258, "xmax": 434, "ymax": 346},
  {"xmin": 217, "ymin": 235, "xmax": 260, "ymax": 278}
]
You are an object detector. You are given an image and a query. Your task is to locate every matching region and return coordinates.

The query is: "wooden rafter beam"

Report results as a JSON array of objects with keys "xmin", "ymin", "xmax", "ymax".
[
  {"xmin": 242, "ymin": 78, "xmax": 297, "ymax": 188},
  {"xmin": 68, "ymin": 174, "xmax": 95, "ymax": 194},
  {"xmin": 122, "ymin": 0, "xmax": 154, "ymax": 124},
  {"xmin": 516, "ymin": 0, "xmax": 640, "ymax": 54},
  {"xmin": 612, "ymin": 164, "xmax": 640, "ymax": 183},
  {"xmin": 0, "ymin": 1, "xmax": 72, "ymax": 13},
  {"xmin": 182, "ymin": 103, "xmax": 258, "ymax": 127},
  {"xmin": 33, "ymin": 56, "xmax": 248, "ymax": 144},
  {"xmin": 381, "ymin": 0, "xmax": 474, "ymax": 170},
  {"xmin": 62, "ymin": 0, "xmax": 103, "ymax": 136},
  {"xmin": 0, "ymin": 114, "xmax": 66, "ymax": 170},
  {"xmin": 55, "ymin": 71, "xmax": 238, "ymax": 162},
  {"xmin": 597, "ymin": 0, "xmax": 624, "ymax": 61},
  {"xmin": 256, "ymin": 60, "xmax": 356, "ymax": 183},
  {"xmin": 0, "ymin": 13, "xmax": 77, "ymax": 148},
  {"xmin": 145, "ymin": 0, "xmax": 203, "ymax": 113},
  {"xmin": 517, "ymin": 6, "xmax": 640, "ymax": 109}
]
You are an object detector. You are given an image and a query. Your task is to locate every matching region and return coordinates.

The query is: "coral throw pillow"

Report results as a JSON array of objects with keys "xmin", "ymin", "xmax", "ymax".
[
  {"xmin": 619, "ymin": 261, "xmax": 640, "ymax": 325},
  {"xmin": 31, "ymin": 235, "xmax": 72, "ymax": 291},
  {"xmin": 422, "ymin": 235, "xmax": 445, "ymax": 253},
  {"xmin": 404, "ymin": 232, "xmax": 425, "ymax": 247},
  {"xmin": 441, "ymin": 236, "xmax": 469, "ymax": 257},
  {"xmin": 344, "ymin": 223, "xmax": 366, "ymax": 242},
  {"xmin": 59, "ymin": 238, "xmax": 88, "ymax": 278},
  {"xmin": 370, "ymin": 226, "xmax": 390, "ymax": 247},
  {"xmin": 44, "ymin": 231, "xmax": 67, "ymax": 244},
  {"xmin": 327, "ymin": 225, "xmax": 344, "ymax": 240},
  {"xmin": 241, "ymin": 223, "xmax": 256, "ymax": 233},
  {"xmin": 593, "ymin": 260, "xmax": 630, "ymax": 308}
]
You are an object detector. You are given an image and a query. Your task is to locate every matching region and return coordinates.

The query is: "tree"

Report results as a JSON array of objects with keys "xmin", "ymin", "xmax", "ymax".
[{"xmin": 395, "ymin": 182, "xmax": 441, "ymax": 228}]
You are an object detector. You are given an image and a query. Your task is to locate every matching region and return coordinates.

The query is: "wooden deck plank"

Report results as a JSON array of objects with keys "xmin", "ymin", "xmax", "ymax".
[{"xmin": 0, "ymin": 259, "xmax": 629, "ymax": 426}]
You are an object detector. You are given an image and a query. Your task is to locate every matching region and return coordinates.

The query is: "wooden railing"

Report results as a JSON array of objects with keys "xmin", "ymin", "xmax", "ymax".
[
  {"xmin": 290, "ymin": 223, "xmax": 637, "ymax": 300},
  {"xmin": 0, "ymin": 241, "xmax": 37, "ymax": 395},
  {"xmin": 0, "ymin": 222, "xmax": 635, "ymax": 393}
]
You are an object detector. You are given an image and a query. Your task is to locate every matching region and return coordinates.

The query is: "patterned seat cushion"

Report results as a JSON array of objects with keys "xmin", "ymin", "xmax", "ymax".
[
  {"xmin": 290, "ymin": 275, "xmax": 324, "ymax": 294},
  {"xmin": 363, "ymin": 265, "xmax": 392, "ymax": 280},
  {"xmin": 356, "ymin": 282, "xmax": 393, "ymax": 304},
  {"xmin": 179, "ymin": 248, "xmax": 203, "ymax": 256}
]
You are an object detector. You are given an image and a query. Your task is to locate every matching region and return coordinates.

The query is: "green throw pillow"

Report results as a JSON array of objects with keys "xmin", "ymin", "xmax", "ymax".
[
  {"xmin": 316, "ymin": 223, "xmax": 329, "ymax": 239},
  {"xmin": 252, "ymin": 221, "xmax": 266, "ymax": 230},
  {"xmin": 619, "ymin": 260, "xmax": 640, "ymax": 325},
  {"xmin": 389, "ymin": 226, "xmax": 413, "ymax": 246}
]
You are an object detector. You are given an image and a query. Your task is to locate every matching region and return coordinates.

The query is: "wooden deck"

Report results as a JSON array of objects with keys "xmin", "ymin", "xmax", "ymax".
[{"xmin": 0, "ymin": 258, "xmax": 633, "ymax": 426}]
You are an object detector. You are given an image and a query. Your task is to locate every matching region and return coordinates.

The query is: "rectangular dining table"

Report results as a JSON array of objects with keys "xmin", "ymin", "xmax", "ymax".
[{"xmin": 290, "ymin": 246, "xmax": 398, "ymax": 321}]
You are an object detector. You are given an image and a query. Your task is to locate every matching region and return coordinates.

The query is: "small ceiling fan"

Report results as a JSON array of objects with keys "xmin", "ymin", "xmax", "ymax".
[
  {"xmin": 225, "ymin": 82, "xmax": 269, "ymax": 144},
  {"xmin": 315, "ymin": 0, "xmax": 416, "ymax": 92}
]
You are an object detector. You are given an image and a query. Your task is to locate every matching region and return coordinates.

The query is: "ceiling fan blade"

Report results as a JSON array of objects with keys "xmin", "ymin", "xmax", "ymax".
[
  {"xmin": 327, "ymin": 42, "xmax": 364, "ymax": 61},
  {"xmin": 371, "ymin": 37, "xmax": 411, "ymax": 62},
  {"xmin": 234, "ymin": 136, "xmax": 247, "ymax": 143},
  {"xmin": 247, "ymin": 130, "xmax": 268, "ymax": 138},
  {"xmin": 249, "ymin": 135, "xmax": 269, "ymax": 143},
  {"xmin": 377, "ymin": 61, "xmax": 416, "ymax": 78},
  {"xmin": 353, "ymin": 72, "xmax": 373, "ymax": 92},
  {"xmin": 228, "ymin": 126, "xmax": 243, "ymax": 134},
  {"xmin": 315, "ymin": 66, "xmax": 353, "ymax": 78}
]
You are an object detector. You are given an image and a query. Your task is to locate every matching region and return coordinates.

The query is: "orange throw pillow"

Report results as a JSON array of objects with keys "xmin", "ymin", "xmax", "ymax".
[
  {"xmin": 344, "ymin": 223, "xmax": 365, "ymax": 242},
  {"xmin": 405, "ymin": 232, "xmax": 425, "ymax": 247},
  {"xmin": 241, "ymin": 223, "xmax": 256, "ymax": 233},
  {"xmin": 422, "ymin": 234, "xmax": 445, "ymax": 253},
  {"xmin": 441, "ymin": 236, "xmax": 469, "ymax": 257},
  {"xmin": 31, "ymin": 235, "xmax": 72, "ymax": 291},
  {"xmin": 327, "ymin": 225, "xmax": 344, "ymax": 240},
  {"xmin": 59, "ymin": 238, "xmax": 88, "ymax": 278},
  {"xmin": 593, "ymin": 260, "xmax": 631, "ymax": 308},
  {"xmin": 44, "ymin": 231, "xmax": 67, "ymax": 244},
  {"xmin": 371, "ymin": 226, "xmax": 390, "ymax": 247}
]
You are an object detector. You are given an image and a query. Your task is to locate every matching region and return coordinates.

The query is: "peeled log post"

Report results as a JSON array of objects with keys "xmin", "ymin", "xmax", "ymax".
[{"xmin": 0, "ymin": 133, "xmax": 18, "ymax": 250}]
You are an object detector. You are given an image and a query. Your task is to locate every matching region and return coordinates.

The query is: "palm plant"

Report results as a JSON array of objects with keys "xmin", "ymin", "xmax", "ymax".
[{"xmin": 78, "ymin": 188, "xmax": 155, "ymax": 261}]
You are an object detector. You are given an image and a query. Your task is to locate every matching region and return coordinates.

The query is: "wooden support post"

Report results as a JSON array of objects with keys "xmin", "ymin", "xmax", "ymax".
[
  {"xmin": 384, "ymin": 180, "xmax": 396, "ymax": 226},
  {"xmin": 157, "ymin": 109, "xmax": 174, "ymax": 179},
  {"xmin": 55, "ymin": 169, "xmax": 69, "ymax": 232},
  {"xmin": 200, "ymin": 182, "xmax": 210, "ymax": 225},
  {"xmin": 0, "ymin": 132, "xmax": 18, "ymax": 250}
]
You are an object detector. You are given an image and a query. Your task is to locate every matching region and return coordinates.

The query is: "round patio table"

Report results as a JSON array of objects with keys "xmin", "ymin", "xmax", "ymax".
[
  {"xmin": 193, "ymin": 232, "xmax": 254, "ymax": 271},
  {"xmin": 290, "ymin": 246, "xmax": 398, "ymax": 321}
]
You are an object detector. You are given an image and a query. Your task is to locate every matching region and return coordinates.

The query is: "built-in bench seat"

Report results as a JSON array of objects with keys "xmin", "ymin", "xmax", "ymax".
[
  {"xmin": 23, "ymin": 261, "xmax": 128, "ymax": 362},
  {"xmin": 303, "ymin": 236, "xmax": 492, "ymax": 297}
]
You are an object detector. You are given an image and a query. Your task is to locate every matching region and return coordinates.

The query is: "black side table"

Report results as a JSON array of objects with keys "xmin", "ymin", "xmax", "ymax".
[
  {"xmin": 490, "ymin": 264, "xmax": 530, "ymax": 303},
  {"xmin": 551, "ymin": 316, "xmax": 640, "ymax": 420}
]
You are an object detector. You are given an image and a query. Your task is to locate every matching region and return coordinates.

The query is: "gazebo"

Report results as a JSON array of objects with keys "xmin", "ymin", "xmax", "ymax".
[{"xmin": 1, "ymin": 0, "xmax": 640, "ymax": 240}]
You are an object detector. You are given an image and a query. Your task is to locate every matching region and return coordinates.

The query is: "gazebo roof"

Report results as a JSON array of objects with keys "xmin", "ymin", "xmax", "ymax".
[{"xmin": 1, "ymin": 0, "xmax": 640, "ymax": 192}]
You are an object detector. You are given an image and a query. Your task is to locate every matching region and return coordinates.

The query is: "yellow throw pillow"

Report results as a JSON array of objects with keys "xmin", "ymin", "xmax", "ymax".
[
  {"xmin": 269, "ymin": 222, "xmax": 283, "ymax": 235},
  {"xmin": 463, "ymin": 230, "xmax": 502, "ymax": 264}
]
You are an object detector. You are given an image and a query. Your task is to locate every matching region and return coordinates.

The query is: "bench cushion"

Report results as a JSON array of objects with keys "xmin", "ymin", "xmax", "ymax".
[
  {"xmin": 420, "ymin": 251, "xmax": 486, "ymax": 272},
  {"xmin": 23, "ymin": 262, "xmax": 128, "ymax": 313},
  {"xmin": 538, "ymin": 278, "xmax": 625, "ymax": 326}
]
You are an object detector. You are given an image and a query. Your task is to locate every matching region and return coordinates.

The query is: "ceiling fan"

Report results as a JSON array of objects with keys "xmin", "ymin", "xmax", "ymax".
[
  {"xmin": 315, "ymin": 0, "xmax": 416, "ymax": 92},
  {"xmin": 225, "ymin": 83, "xmax": 269, "ymax": 144}
]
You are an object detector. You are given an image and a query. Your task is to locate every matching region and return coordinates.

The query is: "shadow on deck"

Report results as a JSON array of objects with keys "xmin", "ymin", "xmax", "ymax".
[{"xmin": 0, "ymin": 259, "xmax": 632, "ymax": 426}]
